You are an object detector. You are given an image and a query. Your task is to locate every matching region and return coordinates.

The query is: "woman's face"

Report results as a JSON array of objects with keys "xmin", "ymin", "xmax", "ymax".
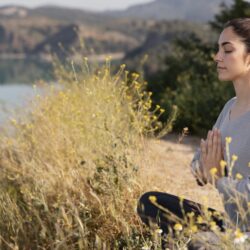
[{"xmin": 214, "ymin": 26, "xmax": 250, "ymax": 81}]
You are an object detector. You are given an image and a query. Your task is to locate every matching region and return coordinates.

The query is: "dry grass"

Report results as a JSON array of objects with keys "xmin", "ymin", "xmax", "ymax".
[
  {"xmin": 0, "ymin": 57, "xmax": 249, "ymax": 250},
  {"xmin": 138, "ymin": 134, "xmax": 224, "ymax": 212}
]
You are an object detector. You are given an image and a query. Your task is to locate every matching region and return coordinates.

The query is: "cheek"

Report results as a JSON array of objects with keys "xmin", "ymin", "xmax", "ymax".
[
  {"xmin": 224, "ymin": 54, "xmax": 246, "ymax": 74},
  {"xmin": 218, "ymin": 55, "xmax": 244, "ymax": 81},
  {"xmin": 224, "ymin": 54, "xmax": 239, "ymax": 67}
]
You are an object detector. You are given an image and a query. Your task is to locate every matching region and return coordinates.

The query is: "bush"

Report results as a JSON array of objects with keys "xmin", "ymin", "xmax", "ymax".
[
  {"xmin": 0, "ymin": 58, "xmax": 173, "ymax": 249},
  {"xmin": 147, "ymin": 34, "xmax": 234, "ymax": 137}
]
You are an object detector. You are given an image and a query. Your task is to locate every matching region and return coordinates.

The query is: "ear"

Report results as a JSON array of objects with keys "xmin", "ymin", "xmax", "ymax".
[{"xmin": 245, "ymin": 53, "xmax": 250, "ymax": 70}]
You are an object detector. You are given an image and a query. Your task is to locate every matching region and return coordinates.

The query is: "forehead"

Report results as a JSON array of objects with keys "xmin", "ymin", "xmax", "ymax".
[{"xmin": 218, "ymin": 27, "xmax": 244, "ymax": 46}]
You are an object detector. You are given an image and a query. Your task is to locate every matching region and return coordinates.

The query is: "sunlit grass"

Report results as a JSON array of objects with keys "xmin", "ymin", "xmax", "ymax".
[
  {"xmin": 0, "ymin": 56, "xmax": 250, "ymax": 249},
  {"xmin": 0, "ymin": 57, "xmax": 174, "ymax": 249}
]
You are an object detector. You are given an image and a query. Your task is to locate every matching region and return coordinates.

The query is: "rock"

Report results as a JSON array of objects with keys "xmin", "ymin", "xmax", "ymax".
[{"xmin": 187, "ymin": 231, "xmax": 222, "ymax": 250}]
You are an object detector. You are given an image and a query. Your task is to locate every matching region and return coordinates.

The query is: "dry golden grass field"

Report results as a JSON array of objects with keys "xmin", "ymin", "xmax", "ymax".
[{"xmin": 2, "ymin": 60, "xmax": 248, "ymax": 249}]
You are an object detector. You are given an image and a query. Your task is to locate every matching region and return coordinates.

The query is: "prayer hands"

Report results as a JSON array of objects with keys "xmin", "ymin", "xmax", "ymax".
[{"xmin": 199, "ymin": 128, "xmax": 224, "ymax": 184}]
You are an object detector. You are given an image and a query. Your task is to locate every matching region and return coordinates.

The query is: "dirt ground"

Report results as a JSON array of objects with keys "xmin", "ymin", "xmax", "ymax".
[{"xmin": 139, "ymin": 132, "xmax": 225, "ymax": 212}]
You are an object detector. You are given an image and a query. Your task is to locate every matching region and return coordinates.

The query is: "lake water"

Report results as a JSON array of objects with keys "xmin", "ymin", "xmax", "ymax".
[
  {"xmin": 0, "ymin": 56, "xmax": 121, "ymax": 123},
  {"xmin": 0, "ymin": 84, "xmax": 52, "ymax": 124},
  {"xmin": 0, "ymin": 58, "xmax": 53, "ymax": 84},
  {"xmin": 0, "ymin": 58, "xmax": 54, "ymax": 123}
]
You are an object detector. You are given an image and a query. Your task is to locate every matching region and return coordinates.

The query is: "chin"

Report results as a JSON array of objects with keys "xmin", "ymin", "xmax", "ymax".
[{"xmin": 218, "ymin": 74, "xmax": 232, "ymax": 81}]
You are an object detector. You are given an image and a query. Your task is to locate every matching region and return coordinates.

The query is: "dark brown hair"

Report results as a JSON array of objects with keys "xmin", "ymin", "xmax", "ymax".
[{"xmin": 223, "ymin": 18, "xmax": 250, "ymax": 53}]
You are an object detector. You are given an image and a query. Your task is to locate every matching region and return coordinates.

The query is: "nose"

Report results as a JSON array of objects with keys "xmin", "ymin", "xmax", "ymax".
[{"xmin": 213, "ymin": 50, "xmax": 223, "ymax": 63}]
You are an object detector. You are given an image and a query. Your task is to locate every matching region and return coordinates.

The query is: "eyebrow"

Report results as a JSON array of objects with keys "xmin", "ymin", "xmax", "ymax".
[{"xmin": 218, "ymin": 41, "xmax": 233, "ymax": 46}]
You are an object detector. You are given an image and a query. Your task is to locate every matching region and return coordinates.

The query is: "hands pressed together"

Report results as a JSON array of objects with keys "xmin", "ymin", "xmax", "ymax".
[{"xmin": 197, "ymin": 128, "xmax": 225, "ymax": 184}]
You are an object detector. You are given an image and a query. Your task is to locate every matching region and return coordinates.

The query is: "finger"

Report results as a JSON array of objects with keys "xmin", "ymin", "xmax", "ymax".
[
  {"xmin": 200, "ymin": 139, "xmax": 206, "ymax": 160},
  {"xmin": 212, "ymin": 128, "xmax": 218, "ymax": 157},
  {"xmin": 207, "ymin": 130, "xmax": 213, "ymax": 155},
  {"xmin": 206, "ymin": 130, "xmax": 210, "ymax": 141}
]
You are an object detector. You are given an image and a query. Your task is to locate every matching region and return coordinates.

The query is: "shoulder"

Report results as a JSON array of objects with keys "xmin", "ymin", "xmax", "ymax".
[
  {"xmin": 213, "ymin": 96, "xmax": 236, "ymax": 128},
  {"xmin": 221, "ymin": 96, "xmax": 236, "ymax": 114},
  {"xmin": 226, "ymin": 96, "xmax": 236, "ymax": 106}
]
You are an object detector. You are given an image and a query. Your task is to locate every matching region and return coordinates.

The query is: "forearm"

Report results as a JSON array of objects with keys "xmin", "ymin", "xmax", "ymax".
[
  {"xmin": 216, "ymin": 176, "xmax": 250, "ymax": 200},
  {"xmin": 191, "ymin": 148, "xmax": 208, "ymax": 186}
]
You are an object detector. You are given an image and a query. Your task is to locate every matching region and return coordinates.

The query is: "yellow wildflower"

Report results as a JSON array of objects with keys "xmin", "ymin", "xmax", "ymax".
[
  {"xmin": 179, "ymin": 195, "xmax": 184, "ymax": 202},
  {"xmin": 235, "ymin": 228, "xmax": 244, "ymax": 238},
  {"xmin": 173, "ymin": 223, "xmax": 183, "ymax": 231},
  {"xmin": 149, "ymin": 195, "xmax": 157, "ymax": 203},
  {"xmin": 225, "ymin": 137, "xmax": 232, "ymax": 143},
  {"xmin": 210, "ymin": 221, "xmax": 218, "ymax": 231},
  {"xmin": 232, "ymin": 154, "xmax": 238, "ymax": 161},
  {"xmin": 132, "ymin": 73, "xmax": 140, "ymax": 78},
  {"xmin": 197, "ymin": 216, "xmax": 204, "ymax": 224},
  {"xmin": 190, "ymin": 225, "xmax": 198, "ymax": 233},
  {"xmin": 220, "ymin": 160, "xmax": 227, "ymax": 168},
  {"xmin": 235, "ymin": 173, "xmax": 243, "ymax": 180},
  {"xmin": 187, "ymin": 212, "xmax": 195, "ymax": 218},
  {"xmin": 233, "ymin": 228, "xmax": 248, "ymax": 244},
  {"xmin": 209, "ymin": 167, "xmax": 218, "ymax": 176},
  {"xmin": 220, "ymin": 160, "xmax": 227, "ymax": 176}
]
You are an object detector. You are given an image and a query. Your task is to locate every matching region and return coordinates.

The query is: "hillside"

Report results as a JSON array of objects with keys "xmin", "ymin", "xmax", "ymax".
[
  {"xmin": 105, "ymin": 0, "xmax": 233, "ymax": 22},
  {"xmin": 123, "ymin": 20, "xmax": 217, "ymax": 76},
  {"xmin": 0, "ymin": 11, "xmax": 139, "ymax": 57},
  {"xmin": 0, "ymin": 5, "xmax": 141, "ymax": 57},
  {"xmin": 0, "ymin": 4, "xmax": 217, "ymax": 60}
]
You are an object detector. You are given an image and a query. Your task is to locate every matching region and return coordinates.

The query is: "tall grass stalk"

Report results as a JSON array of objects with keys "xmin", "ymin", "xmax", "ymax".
[{"xmin": 0, "ymin": 57, "xmax": 173, "ymax": 249}]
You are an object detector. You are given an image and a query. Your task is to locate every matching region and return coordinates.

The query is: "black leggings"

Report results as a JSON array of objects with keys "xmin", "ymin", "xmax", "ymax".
[{"xmin": 137, "ymin": 191, "xmax": 226, "ymax": 235}]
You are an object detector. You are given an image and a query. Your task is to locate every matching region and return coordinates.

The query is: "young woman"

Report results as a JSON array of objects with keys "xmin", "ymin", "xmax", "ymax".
[{"xmin": 137, "ymin": 17, "xmax": 250, "ymax": 242}]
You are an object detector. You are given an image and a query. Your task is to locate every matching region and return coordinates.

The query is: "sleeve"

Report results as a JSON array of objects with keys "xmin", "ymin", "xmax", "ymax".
[
  {"xmin": 216, "ymin": 176, "xmax": 250, "ymax": 201},
  {"xmin": 190, "ymin": 101, "xmax": 228, "ymax": 186},
  {"xmin": 215, "ymin": 176, "xmax": 250, "ymax": 228}
]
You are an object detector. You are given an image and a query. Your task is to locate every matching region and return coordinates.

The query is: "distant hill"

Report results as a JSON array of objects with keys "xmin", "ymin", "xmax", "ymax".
[
  {"xmin": 0, "ymin": 5, "xmax": 140, "ymax": 57},
  {"xmin": 104, "ymin": 0, "xmax": 233, "ymax": 22},
  {"xmin": 0, "ymin": 2, "xmax": 224, "ymax": 65},
  {"xmin": 0, "ymin": 0, "xmax": 234, "ymax": 25},
  {"xmin": 0, "ymin": 5, "xmax": 28, "ymax": 18},
  {"xmin": 123, "ymin": 20, "xmax": 217, "ymax": 76},
  {"xmin": 28, "ymin": 5, "xmax": 114, "ymax": 26},
  {"xmin": 0, "ymin": 5, "xmax": 114, "ymax": 26}
]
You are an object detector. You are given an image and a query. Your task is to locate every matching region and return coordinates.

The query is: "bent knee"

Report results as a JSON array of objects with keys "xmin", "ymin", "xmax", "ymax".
[{"xmin": 137, "ymin": 191, "xmax": 160, "ymax": 214}]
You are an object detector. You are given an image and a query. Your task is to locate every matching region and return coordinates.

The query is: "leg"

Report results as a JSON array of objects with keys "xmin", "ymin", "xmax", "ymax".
[{"xmin": 137, "ymin": 191, "xmax": 226, "ymax": 235}]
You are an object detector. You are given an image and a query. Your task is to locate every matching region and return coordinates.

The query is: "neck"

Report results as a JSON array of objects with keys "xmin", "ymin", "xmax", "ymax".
[{"xmin": 233, "ymin": 74, "xmax": 250, "ymax": 108}]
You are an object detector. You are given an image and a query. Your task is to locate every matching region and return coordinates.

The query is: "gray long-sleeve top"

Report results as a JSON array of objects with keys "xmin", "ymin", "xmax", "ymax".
[{"xmin": 191, "ymin": 96, "xmax": 250, "ymax": 231}]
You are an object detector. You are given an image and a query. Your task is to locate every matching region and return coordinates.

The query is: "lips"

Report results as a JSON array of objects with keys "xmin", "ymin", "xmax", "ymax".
[
  {"xmin": 217, "ymin": 66, "xmax": 227, "ymax": 70},
  {"xmin": 217, "ymin": 67, "xmax": 227, "ymax": 72}
]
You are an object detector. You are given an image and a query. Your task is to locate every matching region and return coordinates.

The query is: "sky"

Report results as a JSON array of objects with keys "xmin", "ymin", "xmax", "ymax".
[{"xmin": 0, "ymin": 0, "xmax": 154, "ymax": 11}]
